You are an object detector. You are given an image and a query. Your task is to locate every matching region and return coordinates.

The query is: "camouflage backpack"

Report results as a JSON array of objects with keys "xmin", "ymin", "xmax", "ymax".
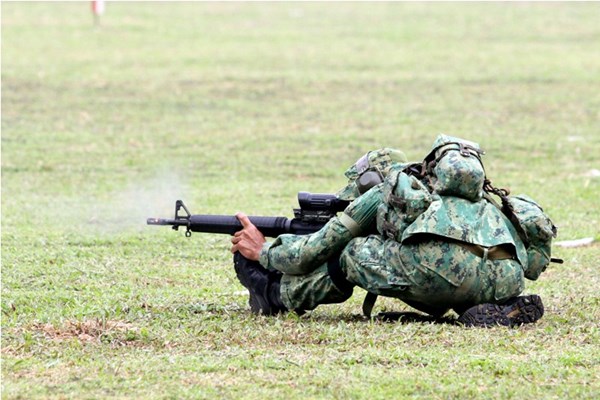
[
  {"xmin": 337, "ymin": 136, "xmax": 560, "ymax": 277},
  {"xmin": 423, "ymin": 134, "xmax": 486, "ymax": 202},
  {"xmin": 376, "ymin": 135, "xmax": 488, "ymax": 241}
]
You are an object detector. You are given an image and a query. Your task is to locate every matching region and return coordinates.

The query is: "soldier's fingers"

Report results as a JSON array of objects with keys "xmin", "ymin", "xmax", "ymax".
[{"xmin": 235, "ymin": 212, "xmax": 253, "ymax": 229}]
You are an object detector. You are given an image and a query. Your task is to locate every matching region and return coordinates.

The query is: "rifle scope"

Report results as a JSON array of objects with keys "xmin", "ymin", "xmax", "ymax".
[{"xmin": 297, "ymin": 192, "xmax": 349, "ymax": 213}]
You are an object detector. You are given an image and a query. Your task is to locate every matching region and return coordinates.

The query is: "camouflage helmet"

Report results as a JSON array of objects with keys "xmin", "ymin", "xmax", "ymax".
[{"xmin": 337, "ymin": 148, "xmax": 408, "ymax": 201}]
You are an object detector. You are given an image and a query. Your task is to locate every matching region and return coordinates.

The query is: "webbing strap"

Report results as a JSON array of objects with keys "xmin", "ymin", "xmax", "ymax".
[
  {"xmin": 339, "ymin": 213, "xmax": 362, "ymax": 237},
  {"xmin": 457, "ymin": 241, "xmax": 515, "ymax": 260},
  {"xmin": 380, "ymin": 220, "xmax": 398, "ymax": 240},
  {"xmin": 423, "ymin": 142, "xmax": 487, "ymax": 185},
  {"xmin": 483, "ymin": 180, "xmax": 531, "ymax": 248}
]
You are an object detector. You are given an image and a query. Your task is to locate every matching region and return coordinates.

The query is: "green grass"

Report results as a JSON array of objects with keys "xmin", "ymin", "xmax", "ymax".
[{"xmin": 2, "ymin": 2, "xmax": 599, "ymax": 399}]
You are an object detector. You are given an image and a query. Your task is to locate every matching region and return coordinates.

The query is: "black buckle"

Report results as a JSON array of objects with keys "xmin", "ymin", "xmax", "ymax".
[
  {"xmin": 459, "ymin": 143, "xmax": 471, "ymax": 157},
  {"xmin": 458, "ymin": 143, "xmax": 485, "ymax": 158},
  {"xmin": 381, "ymin": 220, "xmax": 398, "ymax": 240}
]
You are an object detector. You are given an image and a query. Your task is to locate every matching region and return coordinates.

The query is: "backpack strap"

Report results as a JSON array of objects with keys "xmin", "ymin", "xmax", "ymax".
[{"xmin": 424, "ymin": 142, "xmax": 486, "ymax": 172}]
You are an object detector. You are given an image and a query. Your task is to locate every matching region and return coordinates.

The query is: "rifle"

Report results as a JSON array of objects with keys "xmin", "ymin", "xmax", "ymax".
[{"xmin": 147, "ymin": 192, "xmax": 350, "ymax": 237}]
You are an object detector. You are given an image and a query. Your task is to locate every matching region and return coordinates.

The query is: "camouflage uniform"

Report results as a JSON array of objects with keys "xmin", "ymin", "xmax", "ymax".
[{"xmin": 258, "ymin": 137, "xmax": 553, "ymax": 316}]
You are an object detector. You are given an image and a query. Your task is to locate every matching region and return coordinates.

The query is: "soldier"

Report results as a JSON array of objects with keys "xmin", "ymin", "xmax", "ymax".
[{"xmin": 230, "ymin": 136, "xmax": 559, "ymax": 327}]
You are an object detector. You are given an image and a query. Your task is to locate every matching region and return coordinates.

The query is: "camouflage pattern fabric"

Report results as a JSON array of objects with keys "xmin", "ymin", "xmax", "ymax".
[
  {"xmin": 279, "ymin": 263, "xmax": 354, "ymax": 311},
  {"xmin": 259, "ymin": 217, "xmax": 354, "ymax": 275},
  {"xmin": 506, "ymin": 195, "xmax": 558, "ymax": 280},
  {"xmin": 424, "ymin": 134, "xmax": 482, "ymax": 164},
  {"xmin": 402, "ymin": 195, "xmax": 528, "ymax": 264},
  {"xmin": 424, "ymin": 135, "xmax": 486, "ymax": 202},
  {"xmin": 259, "ymin": 186, "xmax": 383, "ymax": 275},
  {"xmin": 277, "ymin": 213, "xmax": 525, "ymax": 314},
  {"xmin": 341, "ymin": 234, "xmax": 524, "ymax": 314},
  {"xmin": 269, "ymin": 190, "xmax": 527, "ymax": 314},
  {"xmin": 377, "ymin": 167, "xmax": 433, "ymax": 242},
  {"xmin": 429, "ymin": 148, "xmax": 485, "ymax": 202}
]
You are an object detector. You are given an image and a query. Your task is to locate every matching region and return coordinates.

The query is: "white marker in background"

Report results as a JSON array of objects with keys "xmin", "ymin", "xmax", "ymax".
[{"xmin": 92, "ymin": 0, "xmax": 105, "ymax": 26}]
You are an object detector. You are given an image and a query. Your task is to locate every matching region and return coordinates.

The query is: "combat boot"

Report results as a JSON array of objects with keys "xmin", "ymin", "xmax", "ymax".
[
  {"xmin": 233, "ymin": 253, "xmax": 287, "ymax": 316},
  {"xmin": 457, "ymin": 294, "xmax": 544, "ymax": 327}
]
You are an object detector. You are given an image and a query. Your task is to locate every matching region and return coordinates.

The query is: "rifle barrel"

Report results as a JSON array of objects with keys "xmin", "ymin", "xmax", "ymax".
[
  {"xmin": 147, "ymin": 195, "xmax": 342, "ymax": 237},
  {"xmin": 147, "ymin": 218, "xmax": 179, "ymax": 226},
  {"xmin": 147, "ymin": 214, "xmax": 328, "ymax": 237}
]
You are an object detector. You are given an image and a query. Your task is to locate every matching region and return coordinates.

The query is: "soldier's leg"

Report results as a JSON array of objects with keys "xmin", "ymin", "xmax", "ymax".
[
  {"xmin": 275, "ymin": 236, "xmax": 450, "ymax": 316},
  {"xmin": 234, "ymin": 252, "xmax": 354, "ymax": 314},
  {"xmin": 246, "ymin": 186, "xmax": 382, "ymax": 312},
  {"xmin": 279, "ymin": 262, "xmax": 354, "ymax": 311},
  {"xmin": 340, "ymin": 236, "xmax": 451, "ymax": 317},
  {"xmin": 456, "ymin": 257, "xmax": 543, "ymax": 327},
  {"xmin": 278, "ymin": 234, "xmax": 390, "ymax": 311},
  {"xmin": 277, "ymin": 234, "xmax": 414, "ymax": 314},
  {"xmin": 392, "ymin": 239, "xmax": 543, "ymax": 326}
]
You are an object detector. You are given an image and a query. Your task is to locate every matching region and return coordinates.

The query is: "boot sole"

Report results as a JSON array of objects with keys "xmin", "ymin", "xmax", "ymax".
[{"xmin": 457, "ymin": 295, "xmax": 544, "ymax": 327}]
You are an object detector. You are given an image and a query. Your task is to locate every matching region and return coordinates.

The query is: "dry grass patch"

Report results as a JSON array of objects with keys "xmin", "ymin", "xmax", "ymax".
[{"xmin": 31, "ymin": 319, "xmax": 141, "ymax": 347}]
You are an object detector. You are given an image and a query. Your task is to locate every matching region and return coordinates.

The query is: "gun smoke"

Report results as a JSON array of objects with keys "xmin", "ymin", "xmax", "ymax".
[{"xmin": 67, "ymin": 170, "xmax": 189, "ymax": 238}]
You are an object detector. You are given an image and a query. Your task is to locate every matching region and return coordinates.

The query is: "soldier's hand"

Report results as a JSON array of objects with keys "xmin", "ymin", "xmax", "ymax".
[{"xmin": 231, "ymin": 212, "xmax": 266, "ymax": 261}]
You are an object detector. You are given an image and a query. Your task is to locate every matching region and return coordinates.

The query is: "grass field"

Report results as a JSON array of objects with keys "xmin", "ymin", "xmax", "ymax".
[{"xmin": 2, "ymin": 2, "xmax": 599, "ymax": 399}]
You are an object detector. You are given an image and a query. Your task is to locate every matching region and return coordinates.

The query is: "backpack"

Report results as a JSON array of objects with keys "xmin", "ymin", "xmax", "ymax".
[
  {"xmin": 376, "ymin": 135, "xmax": 560, "ymax": 276},
  {"xmin": 376, "ymin": 135, "xmax": 487, "ymax": 241},
  {"xmin": 423, "ymin": 134, "xmax": 486, "ymax": 202},
  {"xmin": 358, "ymin": 135, "xmax": 560, "ymax": 317}
]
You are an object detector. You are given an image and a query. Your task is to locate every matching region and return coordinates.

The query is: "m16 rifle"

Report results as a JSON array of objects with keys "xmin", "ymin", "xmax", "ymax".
[{"xmin": 147, "ymin": 192, "xmax": 350, "ymax": 237}]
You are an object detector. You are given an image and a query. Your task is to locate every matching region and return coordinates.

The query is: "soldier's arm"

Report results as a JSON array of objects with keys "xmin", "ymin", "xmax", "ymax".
[{"xmin": 258, "ymin": 185, "xmax": 383, "ymax": 275}]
